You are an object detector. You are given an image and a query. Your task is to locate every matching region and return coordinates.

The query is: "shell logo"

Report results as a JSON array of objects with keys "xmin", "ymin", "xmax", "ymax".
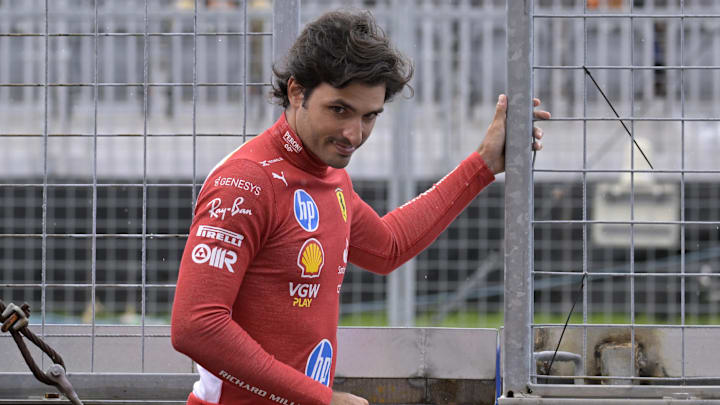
[{"xmin": 297, "ymin": 238, "xmax": 324, "ymax": 278}]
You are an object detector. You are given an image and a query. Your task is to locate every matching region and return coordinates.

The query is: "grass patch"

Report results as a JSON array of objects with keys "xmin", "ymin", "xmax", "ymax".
[{"xmin": 339, "ymin": 311, "xmax": 720, "ymax": 328}]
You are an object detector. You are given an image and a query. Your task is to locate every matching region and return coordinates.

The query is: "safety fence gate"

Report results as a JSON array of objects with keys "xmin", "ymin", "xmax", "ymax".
[
  {"xmin": 0, "ymin": 0, "xmax": 502, "ymax": 404},
  {"xmin": 502, "ymin": 1, "xmax": 720, "ymax": 404},
  {"xmin": 0, "ymin": 0, "xmax": 299, "ymax": 403}
]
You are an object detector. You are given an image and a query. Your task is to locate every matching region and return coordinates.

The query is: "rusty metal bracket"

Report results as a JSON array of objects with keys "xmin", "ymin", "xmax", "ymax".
[
  {"xmin": 1, "ymin": 302, "xmax": 29, "ymax": 332},
  {"xmin": 535, "ymin": 350, "xmax": 584, "ymax": 385},
  {"xmin": 0, "ymin": 299, "xmax": 84, "ymax": 405}
]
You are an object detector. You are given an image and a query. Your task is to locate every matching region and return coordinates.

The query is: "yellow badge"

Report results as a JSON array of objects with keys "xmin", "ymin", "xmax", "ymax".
[
  {"xmin": 335, "ymin": 188, "xmax": 347, "ymax": 222},
  {"xmin": 298, "ymin": 238, "xmax": 324, "ymax": 278}
]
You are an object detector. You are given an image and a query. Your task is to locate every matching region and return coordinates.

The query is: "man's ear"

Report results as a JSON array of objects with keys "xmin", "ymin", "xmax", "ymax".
[{"xmin": 287, "ymin": 77, "xmax": 304, "ymax": 108}]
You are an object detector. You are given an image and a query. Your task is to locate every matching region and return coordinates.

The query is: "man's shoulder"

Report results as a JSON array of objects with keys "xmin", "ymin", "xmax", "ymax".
[
  {"xmin": 200, "ymin": 157, "xmax": 269, "ymax": 204},
  {"xmin": 206, "ymin": 134, "xmax": 277, "ymax": 178}
]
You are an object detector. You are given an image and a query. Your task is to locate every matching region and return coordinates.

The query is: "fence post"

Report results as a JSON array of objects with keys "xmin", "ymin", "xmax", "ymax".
[
  {"xmin": 272, "ymin": 0, "xmax": 300, "ymax": 117},
  {"xmin": 387, "ymin": 0, "xmax": 416, "ymax": 327},
  {"xmin": 503, "ymin": 0, "xmax": 533, "ymax": 399}
]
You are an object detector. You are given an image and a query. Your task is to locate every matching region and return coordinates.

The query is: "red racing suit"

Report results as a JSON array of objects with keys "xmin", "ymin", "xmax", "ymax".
[{"xmin": 171, "ymin": 113, "xmax": 495, "ymax": 405}]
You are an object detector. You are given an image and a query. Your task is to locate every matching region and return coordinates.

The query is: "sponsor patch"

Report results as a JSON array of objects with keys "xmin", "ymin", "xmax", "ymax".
[
  {"xmin": 207, "ymin": 197, "xmax": 252, "ymax": 220},
  {"xmin": 259, "ymin": 157, "xmax": 283, "ymax": 167},
  {"xmin": 338, "ymin": 238, "xmax": 348, "ymax": 275},
  {"xmin": 213, "ymin": 177, "xmax": 262, "ymax": 196},
  {"xmin": 289, "ymin": 282, "xmax": 320, "ymax": 308},
  {"xmin": 293, "ymin": 189, "xmax": 319, "ymax": 232},
  {"xmin": 218, "ymin": 370, "xmax": 267, "ymax": 398},
  {"xmin": 283, "ymin": 131, "xmax": 302, "ymax": 153},
  {"xmin": 305, "ymin": 339, "xmax": 333, "ymax": 386},
  {"xmin": 297, "ymin": 238, "xmax": 324, "ymax": 278},
  {"xmin": 191, "ymin": 243, "xmax": 237, "ymax": 273},
  {"xmin": 197, "ymin": 225, "xmax": 243, "ymax": 248},
  {"xmin": 272, "ymin": 171, "xmax": 288, "ymax": 186},
  {"xmin": 335, "ymin": 188, "xmax": 347, "ymax": 222}
]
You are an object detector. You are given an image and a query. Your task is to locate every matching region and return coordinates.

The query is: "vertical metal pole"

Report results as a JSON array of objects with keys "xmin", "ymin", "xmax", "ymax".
[
  {"xmin": 192, "ymin": 0, "xmax": 198, "ymax": 208},
  {"xmin": 272, "ymin": 0, "xmax": 300, "ymax": 118},
  {"xmin": 387, "ymin": 0, "xmax": 416, "ymax": 327},
  {"xmin": 190, "ymin": 0, "xmax": 198, "ymax": 373},
  {"xmin": 504, "ymin": 0, "xmax": 533, "ymax": 397},
  {"xmin": 41, "ymin": 0, "xmax": 49, "ymax": 356},
  {"xmin": 581, "ymin": 0, "xmax": 588, "ymax": 381},
  {"xmin": 242, "ymin": 0, "xmax": 248, "ymax": 143},
  {"xmin": 91, "ymin": 0, "xmax": 99, "ymax": 373},
  {"xmin": 141, "ymin": 0, "xmax": 149, "ymax": 373},
  {"xmin": 680, "ymin": 0, "xmax": 687, "ymax": 382},
  {"xmin": 629, "ymin": 0, "xmax": 637, "ymax": 380}
]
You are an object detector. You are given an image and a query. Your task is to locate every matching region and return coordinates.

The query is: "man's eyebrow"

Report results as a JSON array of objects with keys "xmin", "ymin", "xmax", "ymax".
[{"xmin": 329, "ymin": 99, "xmax": 384, "ymax": 115}]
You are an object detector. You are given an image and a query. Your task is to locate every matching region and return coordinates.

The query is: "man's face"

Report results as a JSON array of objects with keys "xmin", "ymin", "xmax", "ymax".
[{"xmin": 289, "ymin": 80, "xmax": 386, "ymax": 169}]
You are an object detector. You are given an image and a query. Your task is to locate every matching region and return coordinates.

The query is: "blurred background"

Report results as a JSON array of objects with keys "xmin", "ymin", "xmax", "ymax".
[{"xmin": 1, "ymin": 0, "xmax": 719, "ymax": 328}]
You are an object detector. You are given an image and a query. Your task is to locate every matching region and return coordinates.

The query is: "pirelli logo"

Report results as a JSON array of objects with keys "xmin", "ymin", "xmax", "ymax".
[{"xmin": 197, "ymin": 225, "xmax": 243, "ymax": 248}]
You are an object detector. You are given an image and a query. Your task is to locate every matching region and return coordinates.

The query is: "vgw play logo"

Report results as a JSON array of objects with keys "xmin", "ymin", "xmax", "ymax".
[
  {"xmin": 305, "ymin": 339, "xmax": 333, "ymax": 386},
  {"xmin": 293, "ymin": 189, "xmax": 319, "ymax": 232}
]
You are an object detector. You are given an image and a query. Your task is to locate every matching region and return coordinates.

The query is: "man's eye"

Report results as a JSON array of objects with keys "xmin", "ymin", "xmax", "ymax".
[{"xmin": 331, "ymin": 106, "xmax": 346, "ymax": 114}]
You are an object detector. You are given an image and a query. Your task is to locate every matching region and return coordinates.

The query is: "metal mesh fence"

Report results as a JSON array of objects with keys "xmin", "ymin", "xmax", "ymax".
[
  {"xmin": 504, "ymin": 0, "xmax": 720, "ymax": 401},
  {"xmin": 3, "ymin": 0, "xmax": 720, "ymax": 332},
  {"xmin": 2, "ymin": 0, "xmax": 720, "ymax": 402},
  {"xmin": 0, "ymin": 0, "xmax": 513, "ymax": 330}
]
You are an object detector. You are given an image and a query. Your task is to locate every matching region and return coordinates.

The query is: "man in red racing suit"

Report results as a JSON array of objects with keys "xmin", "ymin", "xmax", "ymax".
[{"xmin": 171, "ymin": 9, "xmax": 548, "ymax": 405}]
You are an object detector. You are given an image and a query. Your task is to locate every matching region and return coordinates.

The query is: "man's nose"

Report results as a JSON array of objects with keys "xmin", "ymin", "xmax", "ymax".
[{"xmin": 342, "ymin": 119, "xmax": 363, "ymax": 146}]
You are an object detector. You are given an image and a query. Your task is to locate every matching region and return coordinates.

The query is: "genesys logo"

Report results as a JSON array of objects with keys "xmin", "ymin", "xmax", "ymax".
[
  {"xmin": 283, "ymin": 131, "xmax": 302, "ymax": 153},
  {"xmin": 196, "ymin": 225, "xmax": 243, "ymax": 248},
  {"xmin": 207, "ymin": 197, "xmax": 252, "ymax": 220},
  {"xmin": 289, "ymin": 282, "xmax": 319, "ymax": 308},
  {"xmin": 305, "ymin": 339, "xmax": 333, "ymax": 387},
  {"xmin": 298, "ymin": 238, "xmax": 324, "ymax": 278},
  {"xmin": 213, "ymin": 177, "xmax": 262, "ymax": 196},
  {"xmin": 293, "ymin": 189, "xmax": 319, "ymax": 232},
  {"xmin": 191, "ymin": 243, "xmax": 237, "ymax": 273}
]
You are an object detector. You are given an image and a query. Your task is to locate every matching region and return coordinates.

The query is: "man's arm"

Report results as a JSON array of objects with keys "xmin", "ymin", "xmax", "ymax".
[
  {"xmin": 171, "ymin": 160, "xmax": 333, "ymax": 405},
  {"xmin": 347, "ymin": 94, "xmax": 548, "ymax": 274},
  {"xmin": 348, "ymin": 151, "xmax": 494, "ymax": 274}
]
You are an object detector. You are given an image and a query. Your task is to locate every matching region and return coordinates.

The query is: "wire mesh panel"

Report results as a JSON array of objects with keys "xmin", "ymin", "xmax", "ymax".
[
  {"xmin": 0, "ymin": 0, "xmax": 516, "ymax": 334},
  {"xmin": 504, "ymin": 0, "xmax": 720, "ymax": 402},
  {"xmin": 0, "ymin": 0, "xmax": 280, "ymax": 381}
]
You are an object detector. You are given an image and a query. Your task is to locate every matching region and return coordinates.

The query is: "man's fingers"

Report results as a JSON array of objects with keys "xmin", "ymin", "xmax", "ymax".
[
  {"xmin": 533, "ymin": 127, "xmax": 543, "ymax": 140},
  {"xmin": 533, "ymin": 109, "xmax": 551, "ymax": 120},
  {"xmin": 533, "ymin": 98, "xmax": 551, "ymax": 120},
  {"xmin": 494, "ymin": 94, "xmax": 507, "ymax": 122},
  {"xmin": 533, "ymin": 127, "xmax": 544, "ymax": 151},
  {"xmin": 532, "ymin": 98, "xmax": 548, "ymax": 152}
]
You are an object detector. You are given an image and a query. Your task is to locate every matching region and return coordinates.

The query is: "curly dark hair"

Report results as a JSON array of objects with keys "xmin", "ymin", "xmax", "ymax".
[{"xmin": 271, "ymin": 9, "xmax": 413, "ymax": 108}]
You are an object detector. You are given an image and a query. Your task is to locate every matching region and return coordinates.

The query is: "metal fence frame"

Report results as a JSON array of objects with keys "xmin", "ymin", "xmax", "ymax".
[
  {"xmin": 502, "ymin": 0, "xmax": 720, "ymax": 402},
  {"xmin": 4, "ymin": 0, "xmax": 720, "ymax": 403},
  {"xmin": 4, "ymin": 0, "xmax": 720, "ymax": 332},
  {"xmin": 0, "ymin": 0, "xmax": 294, "ymax": 395},
  {"xmin": 0, "ymin": 1, "xmax": 496, "ymax": 403}
]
